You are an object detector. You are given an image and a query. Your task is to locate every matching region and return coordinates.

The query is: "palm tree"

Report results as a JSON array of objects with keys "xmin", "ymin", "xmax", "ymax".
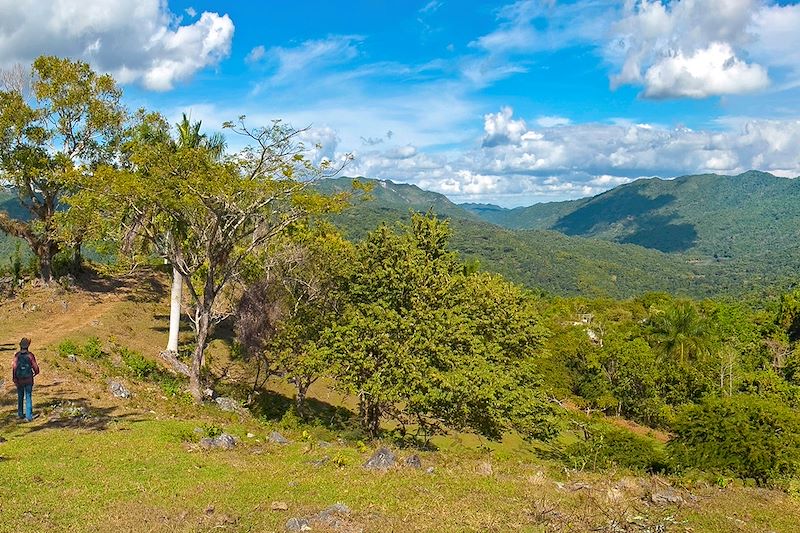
[
  {"xmin": 165, "ymin": 113, "xmax": 226, "ymax": 354},
  {"xmin": 649, "ymin": 302, "xmax": 712, "ymax": 364}
]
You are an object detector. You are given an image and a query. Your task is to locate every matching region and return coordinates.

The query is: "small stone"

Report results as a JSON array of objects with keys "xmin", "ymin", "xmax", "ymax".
[
  {"xmin": 246, "ymin": 432, "xmax": 256, "ymax": 438},
  {"xmin": 404, "ymin": 454, "xmax": 422, "ymax": 469},
  {"xmin": 363, "ymin": 447, "xmax": 396, "ymax": 470},
  {"xmin": 285, "ymin": 517, "xmax": 311, "ymax": 532},
  {"xmin": 67, "ymin": 354, "xmax": 77, "ymax": 362},
  {"xmin": 193, "ymin": 427, "xmax": 204, "ymax": 435},
  {"xmin": 269, "ymin": 431, "xmax": 290, "ymax": 444},
  {"xmin": 425, "ymin": 466, "xmax": 435, "ymax": 474},
  {"xmin": 215, "ymin": 396, "xmax": 241, "ymax": 413},
  {"xmin": 650, "ymin": 488, "xmax": 685, "ymax": 506},
  {"xmin": 204, "ymin": 505, "xmax": 215, "ymax": 515},
  {"xmin": 568, "ymin": 482, "xmax": 593, "ymax": 492},
  {"xmin": 271, "ymin": 501, "xmax": 289, "ymax": 511},
  {"xmin": 310, "ymin": 456, "xmax": 329, "ymax": 468},
  {"xmin": 200, "ymin": 433, "xmax": 236, "ymax": 450},
  {"xmin": 318, "ymin": 440, "xmax": 332, "ymax": 448},
  {"xmin": 203, "ymin": 388, "xmax": 215, "ymax": 398},
  {"xmin": 109, "ymin": 381, "xmax": 131, "ymax": 399},
  {"xmin": 476, "ymin": 461, "xmax": 493, "ymax": 476}
]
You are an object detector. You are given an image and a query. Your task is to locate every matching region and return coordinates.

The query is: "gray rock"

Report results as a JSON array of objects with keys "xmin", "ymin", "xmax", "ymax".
[
  {"xmin": 404, "ymin": 454, "xmax": 422, "ymax": 469},
  {"xmin": 426, "ymin": 466, "xmax": 435, "ymax": 474},
  {"xmin": 285, "ymin": 517, "xmax": 311, "ymax": 532},
  {"xmin": 109, "ymin": 381, "xmax": 131, "ymax": 399},
  {"xmin": 310, "ymin": 456, "xmax": 329, "ymax": 468},
  {"xmin": 476, "ymin": 461, "xmax": 493, "ymax": 476},
  {"xmin": 67, "ymin": 354, "xmax": 77, "ymax": 362},
  {"xmin": 215, "ymin": 396, "xmax": 241, "ymax": 413},
  {"xmin": 203, "ymin": 388, "xmax": 215, "ymax": 399},
  {"xmin": 316, "ymin": 503, "xmax": 351, "ymax": 529},
  {"xmin": 200, "ymin": 433, "xmax": 236, "ymax": 450},
  {"xmin": 318, "ymin": 440, "xmax": 332, "ymax": 448},
  {"xmin": 363, "ymin": 447, "xmax": 396, "ymax": 470},
  {"xmin": 269, "ymin": 431, "xmax": 290, "ymax": 444},
  {"xmin": 650, "ymin": 488, "xmax": 685, "ymax": 505}
]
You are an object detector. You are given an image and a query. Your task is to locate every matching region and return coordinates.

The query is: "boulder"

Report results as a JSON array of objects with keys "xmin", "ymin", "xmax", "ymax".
[
  {"xmin": 109, "ymin": 381, "xmax": 131, "ymax": 399},
  {"xmin": 363, "ymin": 447, "xmax": 396, "ymax": 470},
  {"xmin": 271, "ymin": 501, "xmax": 289, "ymax": 511},
  {"xmin": 215, "ymin": 396, "xmax": 241, "ymax": 413},
  {"xmin": 200, "ymin": 433, "xmax": 236, "ymax": 450},
  {"xmin": 269, "ymin": 431, "xmax": 290, "ymax": 444},
  {"xmin": 285, "ymin": 517, "xmax": 311, "ymax": 532},
  {"xmin": 404, "ymin": 454, "xmax": 422, "ymax": 469},
  {"xmin": 476, "ymin": 461, "xmax": 493, "ymax": 476},
  {"xmin": 650, "ymin": 488, "xmax": 685, "ymax": 505}
]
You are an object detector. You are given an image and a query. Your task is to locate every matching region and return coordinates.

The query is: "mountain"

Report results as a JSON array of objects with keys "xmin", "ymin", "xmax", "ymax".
[
  {"xmin": 319, "ymin": 177, "xmax": 712, "ymax": 298},
  {"xmin": 461, "ymin": 171, "xmax": 800, "ymax": 258}
]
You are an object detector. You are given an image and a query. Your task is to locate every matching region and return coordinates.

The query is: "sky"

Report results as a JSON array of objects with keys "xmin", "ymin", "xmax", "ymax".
[{"xmin": 1, "ymin": 0, "xmax": 799, "ymax": 206}]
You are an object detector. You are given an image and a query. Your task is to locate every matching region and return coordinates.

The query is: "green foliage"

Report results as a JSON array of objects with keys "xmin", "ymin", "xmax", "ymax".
[
  {"xmin": 324, "ymin": 213, "xmax": 559, "ymax": 441},
  {"xmin": 202, "ymin": 423, "xmax": 223, "ymax": 439},
  {"xmin": 562, "ymin": 425, "xmax": 665, "ymax": 472},
  {"xmin": 81, "ymin": 337, "xmax": 104, "ymax": 360},
  {"xmin": 668, "ymin": 395, "xmax": 800, "ymax": 484},
  {"xmin": 57, "ymin": 339, "xmax": 80, "ymax": 358},
  {"xmin": 118, "ymin": 346, "xmax": 159, "ymax": 380}
]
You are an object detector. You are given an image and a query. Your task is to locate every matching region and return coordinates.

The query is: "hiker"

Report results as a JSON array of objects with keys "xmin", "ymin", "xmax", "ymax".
[{"xmin": 12, "ymin": 337, "xmax": 40, "ymax": 422}]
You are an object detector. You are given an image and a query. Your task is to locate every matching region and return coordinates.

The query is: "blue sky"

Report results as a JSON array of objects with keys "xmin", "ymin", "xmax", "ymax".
[{"xmin": 2, "ymin": 0, "xmax": 800, "ymax": 206}]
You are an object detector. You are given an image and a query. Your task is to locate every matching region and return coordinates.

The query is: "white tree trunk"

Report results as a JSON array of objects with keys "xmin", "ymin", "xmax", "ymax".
[{"xmin": 166, "ymin": 266, "xmax": 182, "ymax": 353}]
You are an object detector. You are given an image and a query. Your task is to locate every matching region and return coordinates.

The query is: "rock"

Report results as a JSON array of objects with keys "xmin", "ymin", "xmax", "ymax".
[
  {"xmin": 203, "ymin": 388, "xmax": 215, "ymax": 399},
  {"xmin": 269, "ymin": 431, "xmax": 290, "ymax": 444},
  {"xmin": 285, "ymin": 517, "xmax": 311, "ymax": 532},
  {"xmin": 109, "ymin": 381, "xmax": 131, "ymax": 399},
  {"xmin": 193, "ymin": 427, "xmax": 204, "ymax": 435},
  {"xmin": 317, "ymin": 502, "xmax": 351, "ymax": 522},
  {"xmin": 310, "ymin": 456, "xmax": 330, "ymax": 468},
  {"xmin": 476, "ymin": 461, "xmax": 493, "ymax": 476},
  {"xmin": 271, "ymin": 501, "xmax": 289, "ymax": 511},
  {"xmin": 215, "ymin": 396, "xmax": 241, "ymax": 413},
  {"xmin": 363, "ymin": 447, "xmax": 396, "ymax": 470},
  {"xmin": 318, "ymin": 440, "xmax": 332, "ymax": 448},
  {"xmin": 404, "ymin": 454, "xmax": 422, "ymax": 469},
  {"xmin": 200, "ymin": 433, "xmax": 236, "ymax": 450},
  {"xmin": 67, "ymin": 354, "xmax": 77, "ymax": 362},
  {"xmin": 246, "ymin": 432, "xmax": 255, "ymax": 438},
  {"xmin": 567, "ymin": 482, "xmax": 593, "ymax": 492},
  {"xmin": 650, "ymin": 488, "xmax": 685, "ymax": 506},
  {"xmin": 425, "ymin": 466, "xmax": 435, "ymax": 474}
]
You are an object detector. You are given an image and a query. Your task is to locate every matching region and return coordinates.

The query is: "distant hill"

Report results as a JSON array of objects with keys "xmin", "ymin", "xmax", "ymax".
[{"xmin": 461, "ymin": 171, "xmax": 800, "ymax": 257}]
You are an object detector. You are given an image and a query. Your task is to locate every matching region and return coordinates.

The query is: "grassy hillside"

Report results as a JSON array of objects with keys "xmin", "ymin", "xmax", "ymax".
[{"xmin": 1, "ymin": 275, "xmax": 799, "ymax": 532}]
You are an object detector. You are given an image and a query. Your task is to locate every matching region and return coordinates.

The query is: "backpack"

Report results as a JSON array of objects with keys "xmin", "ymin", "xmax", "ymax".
[{"xmin": 16, "ymin": 351, "xmax": 33, "ymax": 379}]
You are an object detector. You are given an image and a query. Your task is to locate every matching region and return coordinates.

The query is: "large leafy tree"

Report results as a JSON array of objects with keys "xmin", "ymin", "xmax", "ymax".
[
  {"xmin": 89, "ymin": 113, "xmax": 347, "ymax": 400},
  {"xmin": 0, "ymin": 56, "xmax": 125, "ymax": 281},
  {"xmin": 324, "ymin": 213, "xmax": 559, "ymax": 441}
]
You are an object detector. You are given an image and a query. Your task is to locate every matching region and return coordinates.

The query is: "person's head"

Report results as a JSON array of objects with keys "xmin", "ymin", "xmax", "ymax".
[{"xmin": 19, "ymin": 337, "xmax": 31, "ymax": 350}]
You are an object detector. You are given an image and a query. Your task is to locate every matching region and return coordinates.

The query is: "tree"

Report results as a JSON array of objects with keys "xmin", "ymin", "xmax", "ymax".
[
  {"xmin": 649, "ymin": 301, "xmax": 713, "ymax": 364},
  {"xmin": 90, "ymin": 113, "xmax": 348, "ymax": 401},
  {"xmin": 165, "ymin": 113, "xmax": 226, "ymax": 354},
  {"xmin": 0, "ymin": 56, "xmax": 124, "ymax": 281},
  {"xmin": 324, "ymin": 213, "xmax": 558, "ymax": 441}
]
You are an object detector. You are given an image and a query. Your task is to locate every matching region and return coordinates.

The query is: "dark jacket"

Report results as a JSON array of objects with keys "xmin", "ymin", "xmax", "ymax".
[{"xmin": 12, "ymin": 350, "xmax": 40, "ymax": 386}]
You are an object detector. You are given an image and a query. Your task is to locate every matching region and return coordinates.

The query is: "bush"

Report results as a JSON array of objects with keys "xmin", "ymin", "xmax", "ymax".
[
  {"xmin": 563, "ymin": 425, "xmax": 665, "ymax": 472},
  {"xmin": 668, "ymin": 394, "xmax": 800, "ymax": 485},
  {"xmin": 82, "ymin": 337, "xmax": 104, "ymax": 359},
  {"xmin": 57, "ymin": 339, "xmax": 80, "ymax": 358},
  {"xmin": 118, "ymin": 347, "xmax": 159, "ymax": 380}
]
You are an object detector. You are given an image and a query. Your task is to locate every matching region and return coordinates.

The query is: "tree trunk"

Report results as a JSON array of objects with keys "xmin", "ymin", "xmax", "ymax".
[
  {"xmin": 166, "ymin": 266, "xmax": 182, "ymax": 353},
  {"xmin": 38, "ymin": 241, "xmax": 56, "ymax": 283},
  {"xmin": 189, "ymin": 307, "xmax": 211, "ymax": 402},
  {"xmin": 358, "ymin": 393, "xmax": 381, "ymax": 437}
]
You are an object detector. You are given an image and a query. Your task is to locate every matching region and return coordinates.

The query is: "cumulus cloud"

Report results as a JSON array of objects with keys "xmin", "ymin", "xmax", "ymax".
[
  {"xmin": 0, "ymin": 0, "xmax": 234, "ymax": 91},
  {"xmin": 341, "ymin": 106, "xmax": 800, "ymax": 205},
  {"xmin": 608, "ymin": 0, "xmax": 793, "ymax": 98},
  {"xmin": 482, "ymin": 106, "xmax": 528, "ymax": 147}
]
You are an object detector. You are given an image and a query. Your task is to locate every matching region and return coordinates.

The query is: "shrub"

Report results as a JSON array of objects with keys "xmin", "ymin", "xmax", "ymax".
[
  {"xmin": 57, "ymin": 339, "xmax": 80, "ymax": 358},
  {"xmin": 668, "ymin": 394, "xmax": 800, "ymax": 485},
  {"xmin": 118, "ymin": 347, "xmax": 159, "ymax": 380},
  {"xmin": 82, "ymin": 337, "xmax": 104, "ymax": 359},
  {"xmin": 563, "ymin": 425, "xmax": 665, "ymax": 472}
]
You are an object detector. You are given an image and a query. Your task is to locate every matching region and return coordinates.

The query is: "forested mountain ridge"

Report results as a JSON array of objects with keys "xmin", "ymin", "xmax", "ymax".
[{"xmin": 461, "ymin": 170, "xmax": 800, "ymax": 258}]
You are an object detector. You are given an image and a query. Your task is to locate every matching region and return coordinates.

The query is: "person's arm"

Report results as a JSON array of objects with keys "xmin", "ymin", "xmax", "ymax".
[
  {"xmin": 30, "ymin": 352, "xmax": 40, "ymax": 376},
  {"xmin": 11, "ymin": 353, "xmax": 18, "ymax": 384}
]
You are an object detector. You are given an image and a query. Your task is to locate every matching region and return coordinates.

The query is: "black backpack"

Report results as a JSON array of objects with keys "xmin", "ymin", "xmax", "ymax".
[{"xmin": 16, "ymin": 351, "xmax": 33, "ymax": 379}]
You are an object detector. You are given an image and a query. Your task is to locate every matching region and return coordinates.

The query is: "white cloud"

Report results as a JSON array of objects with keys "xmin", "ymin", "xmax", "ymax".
[
  {"xmin": 482, "ymin": 106, "xmax": 528, "ymax": 147},
  {"xmin": 536, "ymin": 115, "xmax": 571, "ymax": 127},
  {"xmin": 245, "ymin": 45, "xmax": 266, "ymax": 64},
  {"xmin": 261, "ymin": 35, "xmax": 363, "ymax": 86},
  {"xmin": 608, "ymin": 0, "xmax": 800, "ymax": 98},
  {"xmin": 642, "ymin": 41, "xmax": 768, "ymax": 98},
  {"xmin": 0, "ymin": 0, "xmax": 234, "ymax": 91}
]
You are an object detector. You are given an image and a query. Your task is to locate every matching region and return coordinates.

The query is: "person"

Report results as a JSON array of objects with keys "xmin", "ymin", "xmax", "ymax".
[{"xmin": 12, "ymin": 337, "xmax": 40, "ymax": 422}]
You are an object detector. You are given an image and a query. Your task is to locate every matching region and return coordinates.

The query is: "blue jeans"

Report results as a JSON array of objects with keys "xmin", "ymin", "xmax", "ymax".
[{"xmin": 17, "ymin": 384, "xmax": 33, "ymax": 420}]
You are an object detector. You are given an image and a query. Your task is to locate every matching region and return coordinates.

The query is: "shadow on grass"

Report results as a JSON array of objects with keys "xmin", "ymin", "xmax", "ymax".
[
  {"xmin": 0, "ymin": 395, "xmax": 146, "ymax": 436},
  {"xmin": 250, "ymin": 389, "xmax": 357, "ymax": 433}
]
